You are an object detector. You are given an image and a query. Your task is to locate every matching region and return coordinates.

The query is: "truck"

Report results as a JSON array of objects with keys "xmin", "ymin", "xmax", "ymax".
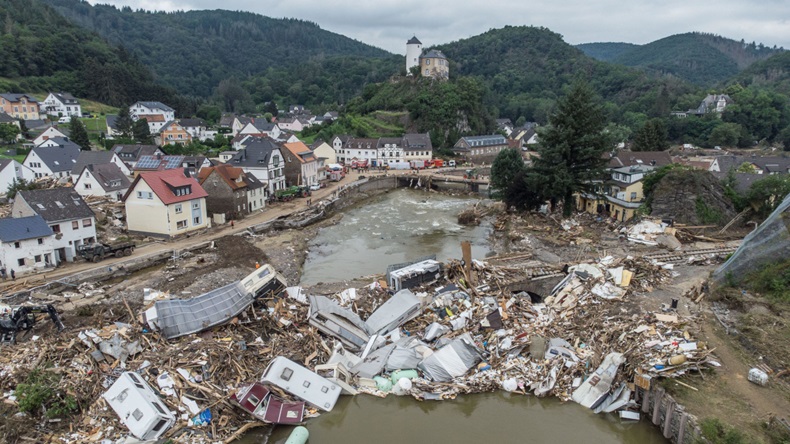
[
  {"xmin": 448, "ymin": 160, "xmax": 456, "ymax": 168},
  {"xmin": 77, "ymin": 241, "xmax": 136, "ymax": 262},
  {"xmin": 388, "ymin": 161, "xmax": 411, "ymax": 170},
  {"xmin": 429, "ymin": 159, "xmax": 444, "ymax": 168},
  {"xmin": 409, "ymin": 160, "xmax": 428, "ymax": 170}
]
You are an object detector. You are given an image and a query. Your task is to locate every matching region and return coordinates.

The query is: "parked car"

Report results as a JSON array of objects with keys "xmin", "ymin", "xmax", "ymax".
[{"xmin": 309, "ymin": 183, "xmax": 320, "ymax": 191}]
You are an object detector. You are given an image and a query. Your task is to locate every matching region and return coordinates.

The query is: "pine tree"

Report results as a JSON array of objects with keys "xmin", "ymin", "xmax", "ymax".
[
  {"xmin": 531, "ymin": 80, "xmax": 611, "ymax": 216},
  {"xmin": 490, "ymin": 148, "xmax": 527, "ymax": 200},
  {"xmin": 133, "ymin": 119, "xmax": 153, "ymax": 144},
  {"xmin": 115, "ymin": 106, "xmax": 134, "ymax": 139},
  {"xmin": 69, "ymin": 118, "xmax": 91, "ymax": 151},
  {"xmin": 632, "ymin": 119, "xmax": 669, "ymax": 151}
]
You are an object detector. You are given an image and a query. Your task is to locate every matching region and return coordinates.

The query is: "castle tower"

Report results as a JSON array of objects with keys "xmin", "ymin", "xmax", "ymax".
[{"xmin": 406, "ymin": 36, "xmax": 422, "ymax": 74}]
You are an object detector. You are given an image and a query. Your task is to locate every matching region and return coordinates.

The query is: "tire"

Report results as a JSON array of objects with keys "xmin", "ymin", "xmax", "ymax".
[
  {"xmin": 92, "ymin": 255, "xmax": 101, "ymax": 263},
  {"xmin": 124, "ymin": 247, "xmax": 133, "ymax": 256},
  {"xmin": 115, "ymin": 250, "xmax": 124, "ymax": 258}
]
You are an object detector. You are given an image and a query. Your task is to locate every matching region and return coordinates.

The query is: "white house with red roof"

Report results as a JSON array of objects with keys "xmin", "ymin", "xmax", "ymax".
[{"xmin": 122, "ymin": 169, "xmax": 209, "ymax": 238}]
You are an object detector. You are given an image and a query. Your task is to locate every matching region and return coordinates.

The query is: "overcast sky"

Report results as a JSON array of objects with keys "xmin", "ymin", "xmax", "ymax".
[{"xmin": 87, "ymin": 0, "xmax": 790, "ymax": 53}]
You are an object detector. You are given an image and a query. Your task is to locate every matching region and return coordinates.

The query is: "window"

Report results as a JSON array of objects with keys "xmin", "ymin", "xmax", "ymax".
[
  {"xmin": 82, "ymin": 219, "xmax": 92, "ymax": 227},
  {"xmin": 281, "ymin": 368, "xmax": 294, "ymax": 381},
  {"xmin": 72, "ymin": 221, "xmax": 79, "ymax": 230},
  {"xmin": 37, "ymin": 238, "xmax": 43, "ymax": 245},
  {"xmin": 192, "ymin": 201, "xmax": 200, "ymax": 210},
  {"xmin": 14, "ymin": 242, "xmax": 20, "ymax": 249},
  {"xmin": 193, "ymin": 216, "xmax": 201, "ymax": 225},
  {"xmin": 630, "ymin": 192, "xmax": 638, "ymax": 200},
  {"xmin": 174, "ymin": 204, "xmax": 182, "ymax": 214},
  {"xmin": 51, "ymin": 224, "xmax": 60, "ymax": 233},
  {"xmin": 248, "ymin": 394, "xmax": 260, "ymax": 405},
  {"xmin": 151, "ymin": 419, "xmax": 168, "ymax": 433},
  {"xmin": 426, "ymin": 59, "xmax": 431, "ymax": 65},
  {"xmin": 176, "ymin": 220, "xmax": 187, "ymax": 229},
  {"xmin": 34, "ymin": 255, "xmax": 41, "ymax": 263},
  {"xmin": 136, "ymin": 191, "xmax": 143, "ymax": 198},
  {"xmin": 303, "ymin": 381, "xmax": 311, "ymax": 388},
  {"xmin": 132, "ymin": 409, "xmax": 144, "ymax": 421},
  {"xmin": 17, "ymin": 258, "xmax": 24, "ymax": 266},
  {"xmin": 84, "ymin": 183, "xmax": 91, "ymax": 190}
]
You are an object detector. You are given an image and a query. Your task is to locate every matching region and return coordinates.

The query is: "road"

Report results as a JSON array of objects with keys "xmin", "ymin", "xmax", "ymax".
[{"xmin": 0, "ymin": 170, "xmax": 371, "ymax": 294}]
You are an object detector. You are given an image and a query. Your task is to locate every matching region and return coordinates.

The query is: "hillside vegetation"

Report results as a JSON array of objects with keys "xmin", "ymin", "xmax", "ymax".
[
  {"xmin": 612, "ymin": 32, "xmax": 782, "ymax": 86},
  {"xmin": 0, "ymin": 0, "xmax": 187, "ymax": 110},
  {"xmin": 576, "ymin": 42, "xmax": 639, "ymax": 62},
  {"xmin": 730, "ymin": 51, "xmax": 790, "ymax": 97},
  {"xmin": 43, "ymin": 0, "xmax": 398, "ymax": 98}
]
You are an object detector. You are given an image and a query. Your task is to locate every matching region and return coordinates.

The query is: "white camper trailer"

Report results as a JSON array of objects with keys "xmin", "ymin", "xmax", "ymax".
[
  {"xmin": 102, "ymin": 372, "xmax": 175, "ymax": 440},
  {"xmin": 261, "ymin": 357, "xmax": 341, "ymax": 412}
]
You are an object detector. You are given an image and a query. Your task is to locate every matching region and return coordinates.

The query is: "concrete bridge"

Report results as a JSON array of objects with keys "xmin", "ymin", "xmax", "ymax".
[{"xmin": 394, "ymin": 171, "xmax": 491, "ymax": 194}]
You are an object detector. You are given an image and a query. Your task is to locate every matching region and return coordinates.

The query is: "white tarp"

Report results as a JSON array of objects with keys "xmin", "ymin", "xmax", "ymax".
[
  {"xmin": 417, "ymin": 333, "xmax": 483, "ymax": 382},
  {"xmin": 571, "ymin": 352, "xmax": 626, "ymax": 409}
]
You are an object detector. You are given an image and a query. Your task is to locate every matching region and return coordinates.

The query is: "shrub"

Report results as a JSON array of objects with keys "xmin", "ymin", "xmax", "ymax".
[{"xmin": 15, "ymin": 369, "xmax": 78, "ymax": 418}]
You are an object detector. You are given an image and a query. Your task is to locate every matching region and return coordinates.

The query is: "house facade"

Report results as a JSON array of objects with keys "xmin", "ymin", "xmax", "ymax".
[
  {"xmin": 197, "ymin": 164, "xmax": 266, "ymax": 219},
  {"xmin": 179, "ymin": 118, "xmax": 212, "ymax": 141},
  {"xmin": 282, "ymin": 142, "xmax": 319, "ymax": 187},
  {"xmin": 577, "ymin": 165, "xmax": 655, "ymax": 222},
  {"xmin": 339, "ymin": 138, "xmax": 378, "ymax": 165},
  {"xmin": 0, "ymin": 94, "xmax": 40, "ymax": 120},
  {"xmin": 111, "ymin": 144, "xmax": 164, "ymax": 168},
  {"xmin": 123, "ymin": 169, "xmax": 209, "ymax": 238},
  {"xmin": 32, "ymin": 126, "xmax": 69, "ymax": 146},
  {"xmin": 71, "ymin": 151, "xmax": 131, "ymax": 182},
  {"xmin": 74, "ymin": 164, "xmax": 131, "ymax": 201},
  {"xmin": 157, "ymin": 121, "xmax": 192, "ymax": 146},
  {"xmin": 376, "ymin": 138, "xmax": 405, "ymax": 166},
  {"xmin": 0, "ymin": 215, "xmax": 56, "ymax": 274},
  {"xmin": 130, "ymin": 102, "xmax": 175, "ymax": 133},
  {"xmin": 23, "ymin": 138, "xmax": 81, "ymax": 179},
  {"xmin": 239, "ymin": 121, "xmax": 282, "ymax": 140},
  {"xmin": 420, "ymin": 49, "xmax": 449, "ymax": 79},
  {"xmin": 312, "ymin": 140, "xmax": 337, "ymax": 165},
  {"xmin": 402, "ymin": 133, "xmax": 433, "ymax": 164},
  {"xmin": 13, "ymin": 188, "xmax": 97, "ymax": 263},
  {"xmin": 452, "ymin": 135, "xmax": 508, "ymax": 161},
  {"xmin": 228, "ymin": 138, "xmax": 286, "ymax": 197},
  {"xmin": 42, "ymin": 92, "xmax": 81, "ymax": 118},
  {"xmin": 0, "ymin": 159, "xmax": 33, "ymax": 194}
]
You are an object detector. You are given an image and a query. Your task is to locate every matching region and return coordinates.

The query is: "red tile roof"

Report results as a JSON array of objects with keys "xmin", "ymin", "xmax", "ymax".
[
  {"xmin": 132, "ymin": 169, "xmax": 208, "ymax": 205},
  {"xmin": 138, "ymin": 114, "xmax": 166, "ymax": 123},
  {"xmin": 197, "ymin": 164, "xmax": 248, "ymax": 190}
]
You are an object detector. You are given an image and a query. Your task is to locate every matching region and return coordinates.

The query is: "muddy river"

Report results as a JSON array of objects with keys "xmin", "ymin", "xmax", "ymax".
[
  {"xmin": 249, "ymin": 189, "xmax": 666, "ymax": 443},
  {"xmin": 300, "ymin": 188, "xmax": 492, "ymax": 285}
]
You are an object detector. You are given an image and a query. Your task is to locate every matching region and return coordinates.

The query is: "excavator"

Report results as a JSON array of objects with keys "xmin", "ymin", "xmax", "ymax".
[{"xmin": 0, "ymin": 304, "xmax": 65, "ymax": 344}]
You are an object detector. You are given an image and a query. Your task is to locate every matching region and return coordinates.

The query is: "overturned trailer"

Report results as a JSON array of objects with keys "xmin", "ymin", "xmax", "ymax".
[
  {"xmin": 386, "ymin": 257, "xmax": 443, "ymax": 292},
  {"xmin": 144, "ymin": 265, "xmax": 287, "ymax": 339}
]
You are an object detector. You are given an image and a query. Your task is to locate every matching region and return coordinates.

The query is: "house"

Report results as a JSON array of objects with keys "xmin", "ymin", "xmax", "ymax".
[
  {"xmin": 123, "ymin": 169, "xmax": 209, "ymax": 238},
  {"xmin": 228, "ymin": 137, "xmax": 286, "ymax": 197},
  {"xmin": 219, "ymin": 114, "xmax": 236, "ymax": 129},
  {"xmin": 276, "ymin": 117, "xmax": 309, "ymax": 132},
  {"xmin": 137, "ymin": 114, "xmax": 167, "ymax": 134},
  {"xmin": 692, "ymin": 94, "xmax": 733, "ymax": 115},
  {"xmin": 331, "ymin": 135, "xmax": 351, "ymax": 158},
  {"xmin": 105, "ymin": 114, "xmax": 121, "ymax": 138},
  {"xmin": 0, "ymin": 215, "xmax": 55, "ymax": 274},
  {"xmin": 218, "ymin": 151, "xmax": 236, "ymax": 163},
  {"xmin": 0, "ymin": 112, "xmax": 22, "ymax": 138},
  {"xmin": 0, "ymin": 159, "xmax": 33, "ymax": 194},
  {"xmin": 13, "ymin": 188, "xmax": 97, "ymax": 263},
  {"xmin": 0, "ymin": 94, "xmax": 40, "ymax": 120},
  {"xmin": 577, "ymin": 165, "xmax": 655, "ymax": 222},
  {"xmin": 231, "ymin": 134, "xmax": 255, "ymax": 151},
  {"xmin": 71, "ymin": 151, "xmax": 131, "ymax": 182},
  {"xmin": 709, "ymin": 155, "xmax": 790, "ymax": 177},
  {"xmin": 32, "ymin": 126, "xmax": 69, "ymax": 147},
  {"xmin": 132, "ymin": 154, "xmax": 209, "ymax": 177},
  {"xmin": 452, "ymin": 135, "xmax": 508, "ymax": 161},
  {"xmin": 156, "ymin": 121, "xmax": 192, "ymax": 146},
  {"xmin": 420, "ymin": 49, "xmax": 449, "ymax": 79},
  {"xmin": 41, "ymin": 92, "xmax": 81, "ymax": 118},
  {"xmin": 74, "ymin": 164, "xmax": 131, "ymax": 201},
  {"xmin": 23, "ymin": 138, "xmax": 81, "ymax": 179},
  {"xmin": 197, "ymin": 164, "xmax": 266, "ymax": 219},
  {"xmin": 231, "ymin": 116, "xmax": 252, "ymax": 137},
  {"xmin": 340, "ymin": 138, "xmax": 379, "ymax": 166},
  {"xmin": 111, "ymin": 144, "xmax": 164, "ymax": 168},
  {"xmin": 178, "ymin": 118, "xmax": 209, "ymax": 141},
  {"xmin": 376, "ymin": 137, "xmax": 404, "ymax": 167},
  {"xmin": 608, "ymin": 151, "xmax": 674, "ymax": 169},
  {"xmin": 496, "ymin": 119, "xmax": 514, "ymax": 136},
  {"xmin": 311, "ymin": 140, "xmax": 337, "ymax": 165},
  {"xmin": 282, "ymin": 142, "xmax": 319, "ymax": 187},
  {"xmin": 402, "ymin": 133, "xmax": 433, "ymax": 164},
  {"xmin": 239, "ymin": 120, "xmax": 282, "ymax": 140},
  {"xmin": 130, "ymin": 101, "xmax": 175, "ymax": 122}
]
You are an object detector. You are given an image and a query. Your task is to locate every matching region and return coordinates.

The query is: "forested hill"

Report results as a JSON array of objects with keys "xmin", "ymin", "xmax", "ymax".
[
  {"xmin": 0, "ymin": 0, "xmax": 186, "ymax": 110},
  {"xmin": 611, "ymin": 32, "xmax": 783, "ymax": 86},
  {"xmin": 434, "ymin": 26, "xmax": 695, "ymax": 124},
  {"xmin": 42, "ymin": 0, "xmax": 395, "ymax": 97},
  {"xmin": 730, "ymin": 51, "xmax": 790, "ymax": 97},
  {"xmin": 576, "ymin": 42, "xmax": 638, "ymax": 62}
]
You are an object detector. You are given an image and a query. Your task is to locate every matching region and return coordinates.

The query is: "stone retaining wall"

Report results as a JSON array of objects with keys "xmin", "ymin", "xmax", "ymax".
[{"xmin": 637, "ymin": 385, "xmax": 701, "ymax": 444}]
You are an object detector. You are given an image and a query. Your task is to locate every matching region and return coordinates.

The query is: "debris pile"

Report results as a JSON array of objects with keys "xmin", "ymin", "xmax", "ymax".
[{"xmin": 0, "ymin": 254, "xmax": 721, "ymax": 443}]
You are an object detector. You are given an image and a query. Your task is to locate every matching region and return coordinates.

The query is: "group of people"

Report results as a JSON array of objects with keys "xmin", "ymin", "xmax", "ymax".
[{"xmin": 0, "ymin": 267, "xmax": 15, "ymax": 280}]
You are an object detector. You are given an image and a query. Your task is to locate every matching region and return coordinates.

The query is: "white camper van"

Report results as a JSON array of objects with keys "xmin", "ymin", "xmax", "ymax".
[
  {"xmin": 261, "ymin": 357, "xmax": 341, "ymax": 412},
  {"xmin": 102, "ymin": 372, "xmax": 175, "ymax": 440}
]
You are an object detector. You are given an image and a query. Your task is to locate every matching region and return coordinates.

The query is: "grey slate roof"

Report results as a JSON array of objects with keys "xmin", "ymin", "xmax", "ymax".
[
  {"xmin": 230, "ymin": 138, "xmax": 281, "ymax": 168},
  {"xmin": 179, "ymin": 118, "xmax": 205, "ymax": 128},
  {"xmin": 608, "ymin": 151, "xmax": 673, "ymax": 169},
  {"xmin": 83, "ymin": 163, "xmax": 131, "ymax": 192},
  {"xmin": 219, "ymin": 114, "xmax": 235, "ymax": 128},
  {"xmin": 50, "ymin": 92, "xmax": 79, "ymax": 105},
  {"xmin": 377, "ymin": 137, "xmax": 402, "ymax": 148},
  {"xmin": 112, "ymin": 144, "xmax": 160, "ymax": 162},
  {"xmin": 0, "ymin": 112, "xmax": 16, "ymax": 123},
  {"xmin": 407, "ymin": 36, "xmax": 422, "ymax": 45},
  {"xmin": 421, "ymin": 49, "xmax": 447, "ymax": 59},
  {"xmin": 403, "ymin": 133, "xmax": 433, "ymax": 151},
  {"xmin": 25, "ymin": 119, "xmax": 48, "ymax": 130},
  {"xmin": 0, "ymin": 215, "xmax": 53, "ymax": 242},
  {"xmin": 18, "ymin": 188, "xmax": 94, "ymax": 222},
  {"xmin": 0, "ymin": 158, "xmax": 12, "ymax": 172},
  {"xmin": 0, "ymin": 93, "xmax": 37, "ymax": 103},
  {"xmin": 72, "ymin": 151, "xmax": 116, "ymax": 175},
  {"xmin": 245, "ymin": 172, "xmax": 265, "ymax": 190},
  {"xmin": 134, "ymin": 101, "xmax": 174, "ymax": 112},
  {"xmin": 712, "ymin": 155, "xmax": 790, "ymax": 177},
  {"xmin": 454, "ymin": 135, "xmax": 507, "ymax": 150},
  {"xmin": 250, "ymin": 120, "xmax": 276, "ymax": 132},
  {"xmin": 105, "ymin": 114, "xmax": 118, "ymax": 130},
  {"xmin": 30, "ymin": 139, "xmax": 81, "ymax": 173}
]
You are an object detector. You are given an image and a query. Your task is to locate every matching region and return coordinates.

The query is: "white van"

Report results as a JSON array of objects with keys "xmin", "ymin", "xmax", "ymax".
[
  {"xmin": 58, "ymin": 116, "xmax": 72, "ymax": 124},
  {"xmin": 448, "ymin": 160, "xmax": 456, "ymax": 168}
]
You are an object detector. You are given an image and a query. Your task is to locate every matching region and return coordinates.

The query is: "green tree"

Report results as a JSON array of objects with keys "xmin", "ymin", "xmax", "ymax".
[
  {"xmin": 69, "ymin": 118, "xmax": 91, "ymax": 151},
  {"xmin": 7, "ymin": 178, "xmax": 39, "ymax": 199},
  {"xmin": 115, "ymin": 106, "xmax": 134, "ymax": 139},
  {"xmin": 632, "ymin": 118, "xmax": 669, "ymax": 151},
  {"xmin": 132, "ymin": 119, "xmax": 153, "ymax": 144},
  {"xmin": 531, "ymin": 80, "xmax": 611, "ymax": 216},
  {"xmin": 196, "ymin": 105, "xmax": 221, "ymax": 124},
  {"xmin": 747, "ymin": 175, "xmax": 790, "ymax": 218},
  {"xmin": 707, "ymin": 122, "xmax": 742, "ymax": 147},
  {"xmin": 0, "ymin": 123, "xmax": 20, "ymax": 143},
  {"xmin": 490, "ymin": 148, "xmax": 527, "ymax": 200}
]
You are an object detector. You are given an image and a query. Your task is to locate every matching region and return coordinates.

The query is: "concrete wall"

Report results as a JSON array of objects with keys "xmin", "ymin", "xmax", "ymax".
[{"xmin": 637, "ymin": 385, "xmax": 701, "ymax": 444}]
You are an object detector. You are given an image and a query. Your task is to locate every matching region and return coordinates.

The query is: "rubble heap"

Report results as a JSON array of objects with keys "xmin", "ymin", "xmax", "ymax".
[{"xmin": 0, "ymin": 255, "xmax": 720, "ymax": 443}]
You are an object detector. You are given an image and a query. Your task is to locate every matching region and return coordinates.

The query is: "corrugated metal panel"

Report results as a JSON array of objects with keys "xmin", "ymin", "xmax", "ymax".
[{"xmin": 154, "ymin": 282, "xmax": 252, "ymax": 339}]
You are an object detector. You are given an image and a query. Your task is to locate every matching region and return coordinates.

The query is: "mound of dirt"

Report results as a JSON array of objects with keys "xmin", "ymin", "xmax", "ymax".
[{"xmin": 651, "ymin": 169, "xmax": 736, "ymax": 225}]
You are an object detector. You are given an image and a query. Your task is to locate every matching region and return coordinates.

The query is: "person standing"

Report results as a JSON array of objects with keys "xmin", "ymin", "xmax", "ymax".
[
  {"xmin": 10, "ymin": 269, "xmax": 15, "ymax": 280},
  {"xmin": 230, "ymin": 220, "xmax": 234, "ymax": 229}
]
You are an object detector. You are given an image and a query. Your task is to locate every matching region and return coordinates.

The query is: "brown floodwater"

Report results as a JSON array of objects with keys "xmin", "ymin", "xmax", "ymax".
[{"xmin": 238, "ymin": 392, "xmax": 666, "ymax": 444}]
